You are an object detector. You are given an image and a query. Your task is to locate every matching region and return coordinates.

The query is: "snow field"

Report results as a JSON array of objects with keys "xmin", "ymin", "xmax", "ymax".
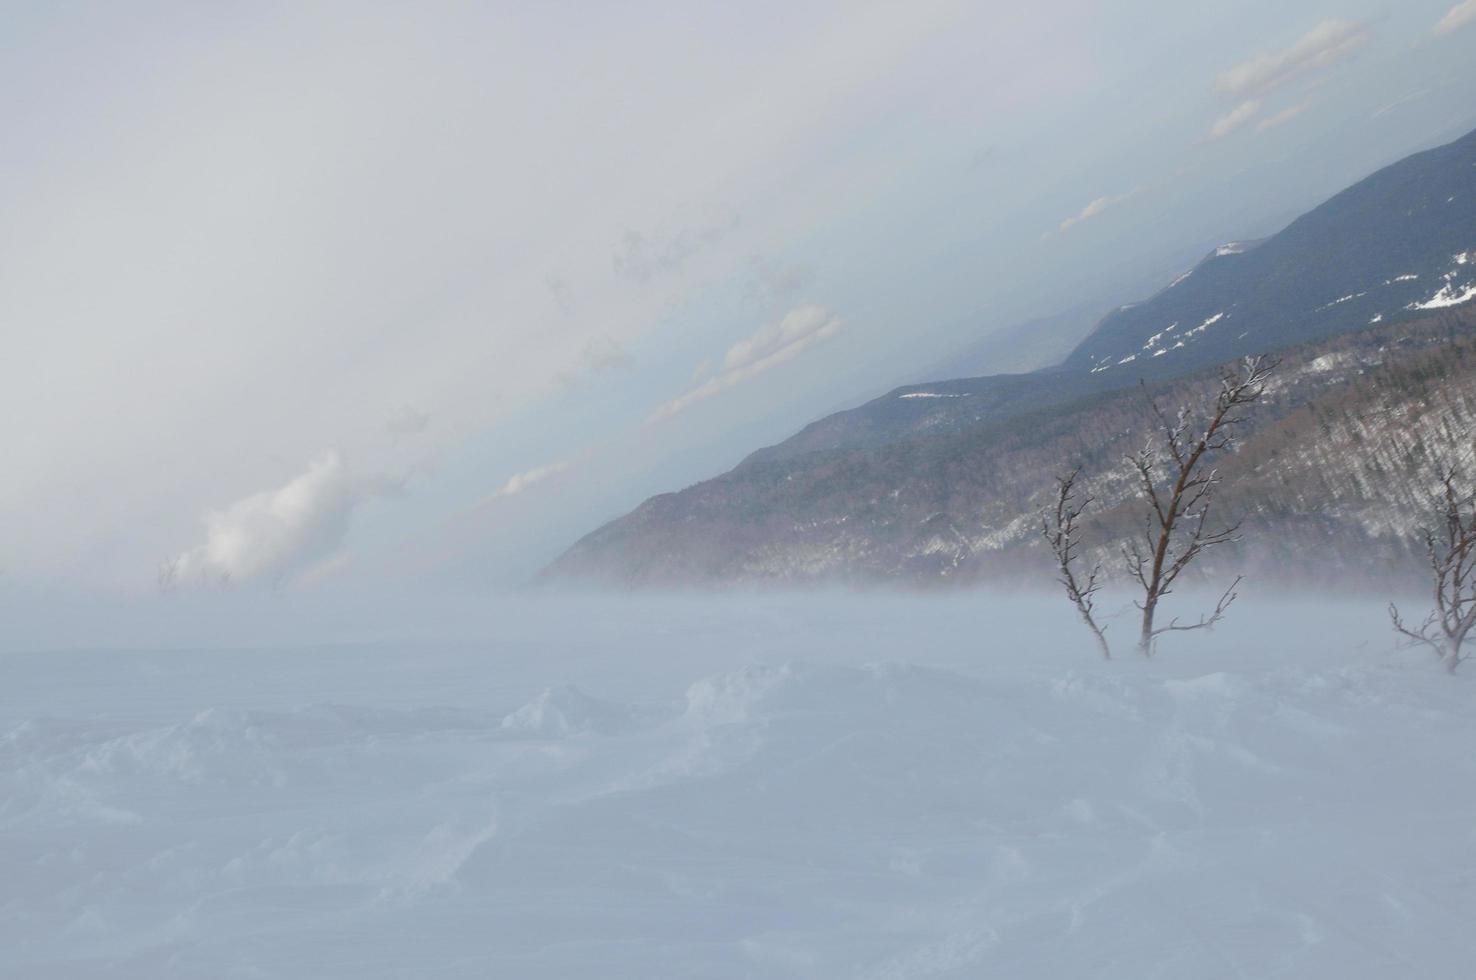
[{"xmin": 2, "ymin": 594, "xmax": 1474, "ymax": 978}]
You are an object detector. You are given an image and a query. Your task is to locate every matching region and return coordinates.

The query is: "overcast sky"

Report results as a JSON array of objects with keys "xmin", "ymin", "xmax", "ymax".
[{"xmin": 4, "ymin": 1, "xmax": 1476, "ymax": 626}]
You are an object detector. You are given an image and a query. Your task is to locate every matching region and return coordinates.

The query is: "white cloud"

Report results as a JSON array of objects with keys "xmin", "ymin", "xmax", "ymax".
[
  {"xmin": 1257, "ymin": 100, "xmax": 1310, "ymax": 132},
  {"xmin": 1371, "ymin": 88, "xmax": 1432, "ymax": 119},
  {"xmin": 650, "ymin": 304, "xmax": 843, "ymax": 421},
  {"xmin": 1058, "ymin": 190, "xmax": 1136, "ymax": 233},
  {"xmin": 489, "ymin": 461, "xmax": 571, "ymax": 500},
  {"xmin": 167, "ymin": 453, "xmax": 384, "ymax": 587},
  {"xmin": 1434, "ymin": 0, "xmax": 1476, "ymax": 35},
  {"xmin": 1214, "ymin": 19, "xmax": 1369, "ymax": 98},
  {"xmin": 1210, "ymin": 99, "xmax": 1265, "ymax": 139}
]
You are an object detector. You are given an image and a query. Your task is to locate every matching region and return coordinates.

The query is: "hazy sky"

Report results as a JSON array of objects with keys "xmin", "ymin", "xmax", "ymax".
[{"xmin": 4, "ymin": 1, "xmax": 1476, "ymax": 612}]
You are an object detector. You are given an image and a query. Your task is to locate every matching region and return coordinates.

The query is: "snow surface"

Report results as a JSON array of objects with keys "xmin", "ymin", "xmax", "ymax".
[
  {"xmin": 4, "ymin": 593, "xmax": 1476, "ymax": 978},
  {"xmin": 1185, "ymin": 311, "xmax": 1225, "ymax": 336},
  {"xmin": 1409, "ymin": 280, "xmax": 1476, "ymax": 311},
  {"xmin": 1314, "ymin": 292, "xmax": 1365, "ymax": 312},
  {"xmin": 1406, "ymin": 252, "xmax": 1476, "ymax": 310},
  {"xmin": 1141, "ymin": 324, "xmax": 1178, "ymax": 351}
]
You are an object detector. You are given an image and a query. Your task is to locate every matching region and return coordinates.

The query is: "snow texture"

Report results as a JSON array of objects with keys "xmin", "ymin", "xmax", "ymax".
[
  {"xmin": 3, "ymin": 594, "xmax": 1476, "ymax": 978},
  {"xmin": 1407, "ymin": 252, "xmax": 1476, "ymax": 310}
]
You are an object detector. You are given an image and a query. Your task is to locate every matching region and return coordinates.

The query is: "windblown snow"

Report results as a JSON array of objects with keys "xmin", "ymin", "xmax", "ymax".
[{"xmin": 3, "ymin": 594, "xmax": 1475, "ymax": 979}]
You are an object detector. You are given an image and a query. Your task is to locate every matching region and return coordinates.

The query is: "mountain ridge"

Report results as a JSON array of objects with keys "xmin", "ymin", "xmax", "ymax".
[{"xmin": 547, "ymin": 125, "xmax": 1476, "ymax": 587}]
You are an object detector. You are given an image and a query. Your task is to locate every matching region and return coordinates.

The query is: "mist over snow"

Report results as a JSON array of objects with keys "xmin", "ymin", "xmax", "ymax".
[{"xmin": 5, "ymin": 592, "xmax": 1476, "ymax": 978}]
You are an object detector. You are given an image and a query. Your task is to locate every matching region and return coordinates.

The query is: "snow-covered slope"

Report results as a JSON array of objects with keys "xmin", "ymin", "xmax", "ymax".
[
  {"xmin": 725, "ymin": 127, "xmax": 1476, "ymax": 469},
  {"xmin": 5, "ymin": 594, "xmax": 1476, "ymax": 978},
  {"xmin": 546, "ymin": 127, "xmax": 1476, "ymax": 586},
  {"xmin": 547, "ymin": 305, "xmax": 1476, "ymax": 586}
]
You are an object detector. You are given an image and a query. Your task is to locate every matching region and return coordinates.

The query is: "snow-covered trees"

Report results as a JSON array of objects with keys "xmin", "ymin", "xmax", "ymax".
[{"xmin": 1389, "ymin": 468, "xmax": 1476, "ymax": 672}]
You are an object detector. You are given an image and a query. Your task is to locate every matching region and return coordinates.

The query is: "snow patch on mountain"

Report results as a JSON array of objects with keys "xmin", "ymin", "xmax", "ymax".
[{"xmin": 1407, "ymin": 252, "xmax": 1476, "ymax": 311}]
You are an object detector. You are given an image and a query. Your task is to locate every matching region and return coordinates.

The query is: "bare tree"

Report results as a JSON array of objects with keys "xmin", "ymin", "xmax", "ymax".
[
  {"xmin": 1122, "ymin": 356, "xmax": 1275, "ymax": 656},
  {"xmin": 1389, "ymin": 468, "xmax": 1476, "ymax": 673},
  {"xmin": 1042, "ymin": 468, "xmax": 1112, "ymax": 658}
]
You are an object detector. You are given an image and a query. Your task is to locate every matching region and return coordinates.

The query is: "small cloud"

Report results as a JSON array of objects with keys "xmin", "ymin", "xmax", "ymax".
[
  {"xmin": 546, "ymin": 272, "xmax": 574, "ymax": 313},
  {"xmin": 1257, "ymin": 100, "xmax": 1311, "ymax": 132},
  {"xmin": 1210, "ymin": 99, "xmax": 1264, "ymax": 139},
  {"xmin": 650, "ymin": 304, "xmax": 843, "ymax": 421},
  {"xmin": 743, "ymin": 256, "xmax": 813, "ymax": 306},
  {"xmin": 556, "ymin": 335, "xmax": 633, "ymax": 390},
  {"xmin": 612, "ymin": 215, "xmax": 740, "ymax": 284},
  {"xmin": 1214, "ymin": 19, "xmax": 1369, "ymax": 99},
  {"xmin": 386, "ymin": 404, "xmax": 430, "ymax": 439},
  {"xmin": 166, "ymin": 453, "xmax": 389, "ymax": 588},
  {"xmin": 1433, "ymin": 0, "xmax": 1476, "ymax": 35},
  {"xmin": 1058, "ymin": 190, "xmax": 1137, "ymax": 233},
  {"xmin": 1371, "ymin": 88, "xmax": 1431, "ymax": 119},
  {"xmin": 488, "ymin": 461, "xmax": 571, "ymax": 500},
  {"xmin": 455, "ymin": 458, "xmax": 578, "ymax": 524}
]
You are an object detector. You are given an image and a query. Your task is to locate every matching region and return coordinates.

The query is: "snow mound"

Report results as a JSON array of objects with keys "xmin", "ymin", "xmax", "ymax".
[
  {"xmin": 683, "ymin": 662, "xmax": 798, "ymax": 724},
  {"xmin": 500, "ymin": 684, "xmax": 650, "ymax": 737}
]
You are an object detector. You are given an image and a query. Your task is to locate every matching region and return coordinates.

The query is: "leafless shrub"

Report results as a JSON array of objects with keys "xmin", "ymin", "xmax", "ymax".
[
  {"xmin": 1122, "ymin": 356, "xmax": 1275, "ymax": 655},
  {"xmin": 1389, "ymin": 468, "xmax": 1476, "ymax": 672}
]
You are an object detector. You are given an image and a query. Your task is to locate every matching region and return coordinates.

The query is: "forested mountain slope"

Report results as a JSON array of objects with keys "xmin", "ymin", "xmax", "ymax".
[
  {"xmin": 748, "ymin": 126, "xmax": 1476, "ymax": 467},
  {"xmin": 547, "ymin": 127, "xmax": 1476, "ymax": 588}
]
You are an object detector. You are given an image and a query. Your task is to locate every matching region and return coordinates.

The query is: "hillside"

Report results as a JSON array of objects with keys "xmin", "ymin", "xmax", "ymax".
[
  {"xmin": 547, "ymin": 126, "xmax": 1476, "ymax": 587},
  {"xmin": 744, "ymin": 127, "xmax": 1476, "ymax": 466},
  {"xmin": 917, "ymin": 303, "xmax": 1103, "ymax": 381},
  {"xmin": 548, "ymin": 306, "xmax": 1476, "ymax": 586}
]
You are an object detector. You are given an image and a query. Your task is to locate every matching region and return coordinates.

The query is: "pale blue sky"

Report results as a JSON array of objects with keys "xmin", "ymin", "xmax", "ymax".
[{"xmin": 2, "ymin": 0, "xmax": 1475, "ymax": 614}]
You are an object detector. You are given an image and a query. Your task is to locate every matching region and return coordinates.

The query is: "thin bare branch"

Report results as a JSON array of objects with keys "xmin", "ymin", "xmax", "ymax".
[
  {"xmin": 1152, "ymin": 577, "xmax": 1239, "ymax": 641},
  {"xmin": 1391, "ymin": 466, "xmax": 1476, "ymax": 672},
  {"xmin": 1043, "ymin": 469, "xmax": 1112, "ymax": 659}
]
